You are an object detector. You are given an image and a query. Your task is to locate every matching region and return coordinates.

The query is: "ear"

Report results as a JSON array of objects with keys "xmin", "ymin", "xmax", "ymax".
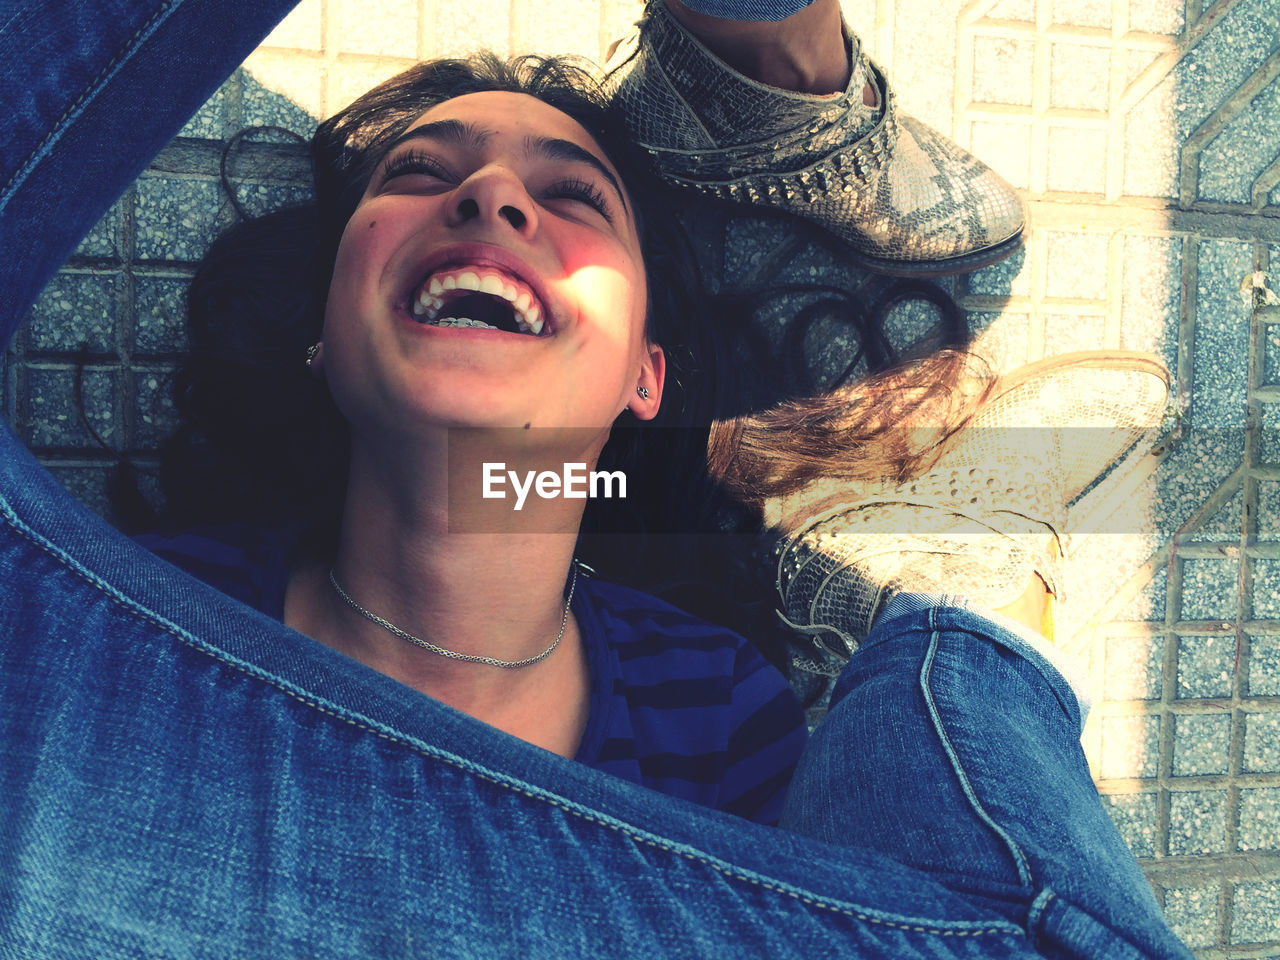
[{"xmin": 627, "ymin": 341, "xmax": 666, "ymax": 421}]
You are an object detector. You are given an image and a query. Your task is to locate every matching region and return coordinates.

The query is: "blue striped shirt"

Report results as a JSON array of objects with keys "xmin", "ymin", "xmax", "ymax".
[{"xmin": 137, "ymin": 527, "xmax": 807, "ymax": 824}]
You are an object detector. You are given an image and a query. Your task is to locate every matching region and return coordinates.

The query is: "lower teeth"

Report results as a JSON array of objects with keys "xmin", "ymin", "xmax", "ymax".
[{"xmin": 428, "ymin": 317, "xmax": 497, "ymax": 330}]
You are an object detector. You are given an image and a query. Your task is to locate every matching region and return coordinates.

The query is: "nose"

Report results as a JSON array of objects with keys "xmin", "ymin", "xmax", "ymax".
[{"xmin": 447, "ymin": 165, "xmax": 538, "ymax": 237}]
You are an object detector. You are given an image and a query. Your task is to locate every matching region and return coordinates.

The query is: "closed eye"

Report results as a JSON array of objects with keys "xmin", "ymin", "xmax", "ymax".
[
  {"xmin": 379, "ymin": 150, "xmax": 454, "ymax": 186},
  {"xmin": 543, "ymin": 177, "xmax": 613, "ymax": 223}
]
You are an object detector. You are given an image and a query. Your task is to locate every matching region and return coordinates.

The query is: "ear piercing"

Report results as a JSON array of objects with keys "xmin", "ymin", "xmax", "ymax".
[
  {"xmin": 636, "ymin": 386, "xmax": 649, "ymax": 399},
  {"xmin": 305, "ymin": 343, "xmax": 321, "ymax": 368}
]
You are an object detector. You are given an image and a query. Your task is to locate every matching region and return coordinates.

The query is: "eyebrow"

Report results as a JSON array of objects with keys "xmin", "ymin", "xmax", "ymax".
[{"xmin": 385, "ymin": 119, "xmax": 630, "ymax": 214}]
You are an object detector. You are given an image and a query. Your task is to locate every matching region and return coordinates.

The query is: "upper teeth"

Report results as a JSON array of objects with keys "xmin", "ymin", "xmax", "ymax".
[{"xmin": 410, "ymin": 267, "xmax": 544, "ymax": 335}]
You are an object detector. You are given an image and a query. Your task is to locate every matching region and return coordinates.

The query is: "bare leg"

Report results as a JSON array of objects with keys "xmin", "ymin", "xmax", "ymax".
[{"xmin": 663, "ymin": 0, "xmax": 865, "ymax": 97}]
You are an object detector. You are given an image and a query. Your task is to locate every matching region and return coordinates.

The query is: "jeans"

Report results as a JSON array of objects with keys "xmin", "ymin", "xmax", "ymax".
[
  {"xmin": 0, "ymin": 0, "xmax": 1191, "ymax": 956},
  {"xmin": 679, "ymin": 0, "xmax": 814, "ymax": 20}
]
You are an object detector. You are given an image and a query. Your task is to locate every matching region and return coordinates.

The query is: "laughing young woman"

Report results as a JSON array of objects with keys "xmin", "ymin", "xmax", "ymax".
[
  {"xmin": 0, "ymin": 0, "xmax": 1192, "ymax": 955},
  {"xmin": 137, "ymin": 54, "xmax": 808, "ymax": 823}
]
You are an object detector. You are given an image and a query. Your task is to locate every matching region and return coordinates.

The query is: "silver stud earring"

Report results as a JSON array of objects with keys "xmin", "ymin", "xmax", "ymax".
[
  {"xmin": 305, "ymin": 343, "xmax": 321, "ymax": 368},
  {"xmin": 636, "ymin": 386, "xmax": 649, "ymax": 399}
]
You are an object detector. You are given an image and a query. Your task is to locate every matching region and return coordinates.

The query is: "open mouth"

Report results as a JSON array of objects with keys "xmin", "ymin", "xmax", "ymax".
[{"xmin": 409, "ymin": 267, "xmax": 545, "ymax": 336}]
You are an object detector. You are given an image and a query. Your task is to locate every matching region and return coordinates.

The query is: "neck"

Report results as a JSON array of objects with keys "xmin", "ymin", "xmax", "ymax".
[{"xmin": 309, "ymin": 427, "xmax": 593, "ymax": 706}]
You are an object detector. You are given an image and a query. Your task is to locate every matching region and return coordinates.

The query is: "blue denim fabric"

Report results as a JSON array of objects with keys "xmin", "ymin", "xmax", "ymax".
[
  {"xmin": 679, "ymin": 0, "xmax": 815, "ymax": 21},
  {"xmin": 0, "ymin": 0, "xmax": 1191, "ymax": 955},
  {"xmin": 0, "ymin": 440, "xmax": 1045, "ymax": 957},
  {"xmin": 782, "ymin": 605, "xmax": 1192, "ymax": 959},
  {"xmin": 0, "ymin": 0, "xmax": 291, "ymax": 347}
]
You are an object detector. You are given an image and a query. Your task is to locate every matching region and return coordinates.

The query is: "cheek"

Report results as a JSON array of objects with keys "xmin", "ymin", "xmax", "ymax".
[
  {"xmin": 324, "ymin": 216, "xmax": 385, "ymax": 324},
  {"xmin": 563, "ymin": 263, "xmax": 647, "ymax": 347}
]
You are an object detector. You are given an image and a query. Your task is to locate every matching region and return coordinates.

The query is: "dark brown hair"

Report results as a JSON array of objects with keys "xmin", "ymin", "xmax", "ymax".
[{"xmin": 157, "ymin": 53, "xmax": 706, "ymax": 547}]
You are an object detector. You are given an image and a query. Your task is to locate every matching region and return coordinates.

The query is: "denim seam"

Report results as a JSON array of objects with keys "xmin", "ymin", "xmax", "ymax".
[
  {"xmin": 0, "ymin": 1, "xmax": 176, "ymax": 214},
  {"xmin": 0, "ymin": 505, "xmax": 1025, "ymax": 941},
  {"xmin": 1026, "ymin": 888, "xmax": 1056, "ymax": 931},
  {"xmin": 919, "ymin": 608, "xmax": 1034, "ymax": 889}
]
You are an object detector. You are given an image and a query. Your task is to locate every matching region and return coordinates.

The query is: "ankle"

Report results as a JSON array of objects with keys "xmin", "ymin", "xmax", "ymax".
[{"xmin": 663, "ymin": 0, "xmax": 853, "ymax": 94}]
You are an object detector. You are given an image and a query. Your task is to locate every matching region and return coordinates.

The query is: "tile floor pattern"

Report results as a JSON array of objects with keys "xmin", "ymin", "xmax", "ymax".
[{"xmin": 4, "ymin": 0, "xmax": 1280, "ymax": 953}]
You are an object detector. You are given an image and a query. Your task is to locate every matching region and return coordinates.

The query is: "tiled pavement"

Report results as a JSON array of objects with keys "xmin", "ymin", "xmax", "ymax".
[{"xmin": 4, "ymin": 0, "xmax": 1280, "ymax": 953}]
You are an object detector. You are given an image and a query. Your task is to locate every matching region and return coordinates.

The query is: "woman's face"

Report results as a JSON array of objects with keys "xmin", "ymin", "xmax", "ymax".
[{"xmin": 321, "ymin": 90, "xmax": 664, "ymax": 447}]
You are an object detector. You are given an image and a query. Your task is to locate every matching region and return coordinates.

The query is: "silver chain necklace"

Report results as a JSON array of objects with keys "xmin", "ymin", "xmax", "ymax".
[{"xmin": 328, "ymin": 563, "xmax": 578, "ymax": 669}]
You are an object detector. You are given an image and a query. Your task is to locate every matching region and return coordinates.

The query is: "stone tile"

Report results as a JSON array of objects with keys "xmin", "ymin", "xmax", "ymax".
[
  {"xmin": 1169, "ymin": 789, "xmax": 1229, "ymax": 856},
  {"xmin": 1172, "ymin": 712, "xmax": 1231, "ymax": 776},
  {"xmin": 1119, "ymin": 234, "xmax": 1182, "ymax": 377},
  {"xmin": 134, "ymin": 369, "xmax": 181, "ymax": 450},
  {"xmin": 1044, "ymin": 312, "xmax": 1107, "ymax": 354},
  {"xmin": 518, "ymin": 0, "xmax": 603, "ymax": 58},
  {"xmin": 1103, "ymin": 633, "xmax": 1163, "ymax": 701},
  {"xmin": 338, "ymin": 0, "xmax": 420, "ymax": 58},
  {"xmin": 1049, "ymin": 43, "xmax": 1111, "ymax": 110},
  {"xmin": 1261, "ymin": 404, "xmax": 1280, "ymax": 465},
  {"xmin": 45, "ymin": 465, "xmax": 113, "ymax": 519},
  {"xmin": 1122, "ymin": 81, "xmax": 1179, "ymax": 199},
  {"xmin": 1162, "ymin": 883, "xmax": 1220, "ymax": 949},
  {"xmin": 883, "ymin": 299, "xmax": 945, "ymax": 357},
  {"xmin": 1254, "ymin": 559, "xmax": 1280, "ymax": 620},
  {"xmin": 1261, "ymin": 482, "xmax": 1280, "ymax": 539},
  {"xmin": 969, "ymin": 120, "xmax": 1031, "ymax": 189},
  {"xmin": 1231, "ymin": 880, "xmax": 1280, "ymax": 945},
  {"xmin": 1045, "ymin": 231, "xmax": 1108, "ymax": 300},
  {"xmin": 1243, "ymin": 712, "xmax": 1280, "ymax": 773},
  {"xmin": 988, "ymin": 0, "xmax": 1035, "ymax": 19},
  {"xmin": 134, "ymin": 277, "xmax": 191, "ymax": 356},
  {"xmin": 1199, "ymin": 76, "xmax": 1280, "ymax": 205},
  {"xmin": 1249, "ymin": 635, "xmax": 1280, "ymax": 695},
  {"xmin": 23, "ymin": 366, "xmax": 119, "ymax": 451},
  {"xmin": 435, "ymin": 0, "xmax": 513, "ymax": 58},
  {"xmin": 134, "ymin": 176, "xmax": 225, "ymax": 263},
  {"xmin": 966, "ymin": 246, "xmax": 1030, "ymax": 298},
  {"xmin": 1156, "ymin": 436, "xmax": 1244, "ymax": 541},
  {"xmin": 1129, "ymin": 0, "xmax": 1185, "ymax": 35},
  {"xmin": 24, "ymin": 273, "xmax": 117, "ymax": 355},
  {"xmin": 178, "ymin": 80, "xmax": 229, "ymax": 141},
  {"xmin": 1185, "ymin": 489, "xmax": 1242, "ymax": 543},
  {"xmin": 1179, "ymin": 558, "xmax": 1238, "ymax": 622},
  {"xmin": 1051, "ymin": 0, "xmax": 1110, "ymax": 28},
  {"xmin": 241, "ymin": 63, "xmax": 323, "ymax": 136},
  {"xmin": 968, "ymin": 311, "xmax": 1031, "ymax": 371},
  {"xmin": 1124, "ymin": 49, "xmax": 1161, "ymax": 89},
  {"xmin": 890, "ymin": 0, "xmax": 959, "ymax": 128},
  {"xmin": 261, "ymin": 0, "xmax": 323, "ymax": 50},
  {"xmin": 1191, "ymin": 240, "xmax": 1253, "ymax": 430},
  {"xmin": 1099, "ymin": 714, "xmax": 1160, "ymax": 779},
  {"xmin": 1127, "ymin": 0, "xmax": 1277, "ymax": 197},
  {"xmin": 1100, "ymin": 792, "xmax": 1158, "ymax": 857},
  {"xmin": 231, "ymin": 182, "xmax": 314, "ymax": 221},
  {"xmin": 1177, "ymin": 634, "xmax": 1236, "ymax": 699},
  {"xmin": 1121, "ymin": 0, "xmax": 1275, "ymax": 197},
  {"xmin": 1238, "ymin": 787, "xmax": 1280, "ymax": 850},
  {"xmin": 74, "ymin": 201, "xmax": 122, "ymax": 260},
  {"xmin": 1264, "ymin": 330, "xmax": 1280, "ymax": 386},
  {"xmin": 972, "ymin": 35, "xmax": 1035, "ymax": 106},
  {"xmin": 327, "ymin": 63, "xmax": 408, "ymax": 119},
  {"xmin": 723, "ymin": 216, "xmax": 792, "ymax": 289},
  {"xmin": 1045, "ymin": 127, "xmax": 1108, "ymax": 194},
  {"xmin": 1115, "ymin": 565, "xmax": 1167, "ymax": 621}
]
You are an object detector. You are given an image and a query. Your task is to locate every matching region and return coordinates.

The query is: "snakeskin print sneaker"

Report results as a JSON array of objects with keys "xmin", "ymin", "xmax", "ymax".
[
  {"xmin": 610, "ymin": 0, "xmax": 1027, "ymax": 276},
  {"xmin": 770, "ymin": 352, "xmax": 1171, "ymax": 659}
]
